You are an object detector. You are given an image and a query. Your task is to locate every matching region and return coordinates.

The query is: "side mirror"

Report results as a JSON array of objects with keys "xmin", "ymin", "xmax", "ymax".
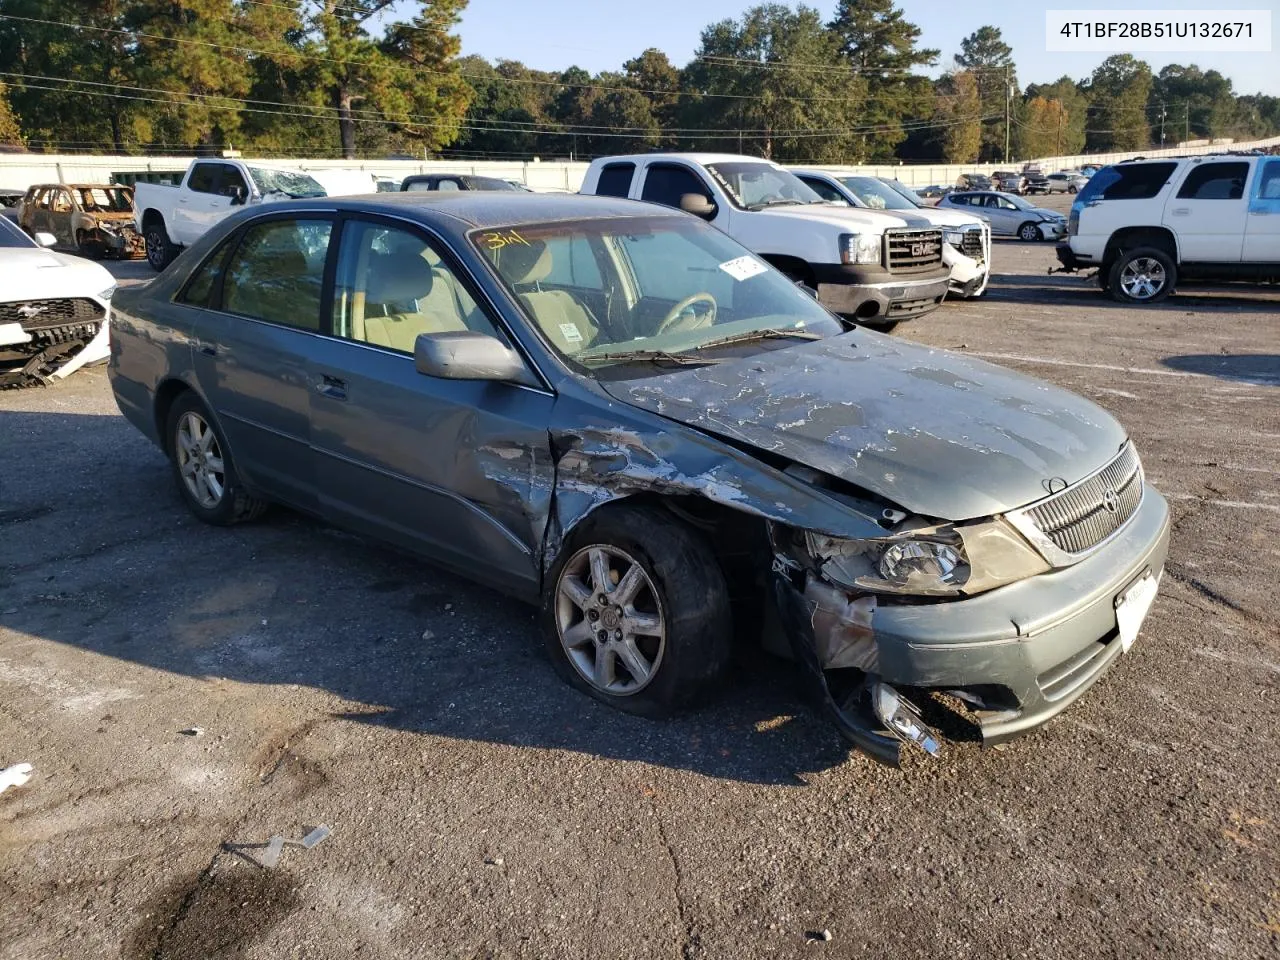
[
  {"xmin": 229, "ymin": 185, "xmax": 248, "ymax": 205},
  {"xmin": 35, "ymin": 231, "xmax": 56, "ymax": 247},
  {"xmin": 794, "ymin": 279, "xmax": 818, "ymax": 299},
  {"xmin": 414, "ymin": 331, "xmax": 529, "ymax": 383},
  {"xmin": 679, "ymin": 193, "xmax": 717, "ymax": 220}
]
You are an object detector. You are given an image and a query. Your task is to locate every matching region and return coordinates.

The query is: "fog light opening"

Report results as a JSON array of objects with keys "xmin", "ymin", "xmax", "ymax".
[{"xmin": 855, "ymin": 301, "xmax": 881, "ymax": 319}]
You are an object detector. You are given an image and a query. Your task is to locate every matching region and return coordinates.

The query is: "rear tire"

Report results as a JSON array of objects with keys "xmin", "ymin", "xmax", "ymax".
[
  {"xmin": 542, "ymin": 504, "xmax": 731, "ymax": 718},
  {"xmin": 166, "ymin": 392, "xmax": 266, "ymax": 525},
  {"xmin": 1107, "ymin": 246, "xmax": 1176, "ymax": 304},
  {"xmin": 145, "ymin": 221, "xmax": 177, "ymax": 271}
]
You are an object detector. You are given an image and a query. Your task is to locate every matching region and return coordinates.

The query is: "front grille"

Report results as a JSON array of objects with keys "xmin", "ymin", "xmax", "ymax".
[
  {"xmin": 960, "ymin": 228, "xmax": 985, "ymax": 260},
  {"xmin": 885, "ymin": 228, "xmax": 943, "ymax": 274},
  {"xmin": 1027, "ymin": 444, "xmax": 1143, "ymax": 556},
  {"xmin": 0, "ymin": 298, "xmax": 105, "ymax": 329}
]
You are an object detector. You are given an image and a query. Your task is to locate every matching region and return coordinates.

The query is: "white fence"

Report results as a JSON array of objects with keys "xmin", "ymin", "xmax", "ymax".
[{"xmin": 2, "ymin": 134, "xmax": 1278, "ymax": 193}]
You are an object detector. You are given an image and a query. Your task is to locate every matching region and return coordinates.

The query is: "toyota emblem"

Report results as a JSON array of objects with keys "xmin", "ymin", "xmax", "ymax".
[{"xmin": 1102, "ymin": 489, "xmax": 1120, "ymax": 513}]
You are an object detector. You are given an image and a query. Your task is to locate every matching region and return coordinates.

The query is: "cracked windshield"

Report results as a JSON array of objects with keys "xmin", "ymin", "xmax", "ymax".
[{"xmin": 474, "ymin": 217, "xmax": 841, "ymax": 370}]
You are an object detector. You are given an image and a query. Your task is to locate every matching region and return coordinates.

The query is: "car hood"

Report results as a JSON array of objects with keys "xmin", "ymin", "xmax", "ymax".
[
  {"xmin": 1025, "ymin": 206, "xmax": 1064, "ymax": 219},
  {"xmin": 0, "ymin": 248, "xmax": 115, "ymax": 302},
  {"xmin": 901, "ymin": 207, "xmax": 984, "ymax": 229},
  {"xmin": 601, "ymin": 332, "xmax": 1128, "ymax": 522},
  {"xmin": 761, "ymin": 204, "xmax": 936, "ymax": 232}
]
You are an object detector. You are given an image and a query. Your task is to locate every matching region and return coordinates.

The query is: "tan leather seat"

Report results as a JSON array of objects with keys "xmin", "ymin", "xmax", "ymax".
[
  {"xmin": 499, "ymin": 241, "xmax": 597, "ymax": 354},
  {"xmin": 362, "ymin": 251, "xmax": 470, "ymax": 352}
]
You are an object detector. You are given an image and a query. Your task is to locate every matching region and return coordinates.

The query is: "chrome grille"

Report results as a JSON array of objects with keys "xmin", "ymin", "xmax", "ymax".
[
  {"xmin": 0, "ymin": 298, "xmax": 105, "ymax": 329},
  {"xmin": 1026, "ymin": 444, "xmax": 1143, "ymax": 556},
  {"xmin": 885, "ymin": 228, "xmax": 943, "ymax": 274},
  {"xmin": 960, "ymin": 228, "xmax": 985, "ymax": 260}
]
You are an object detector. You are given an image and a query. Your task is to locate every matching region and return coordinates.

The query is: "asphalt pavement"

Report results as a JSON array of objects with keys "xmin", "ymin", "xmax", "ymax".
[{"xmin": 1, "ymin": 204, "xmax": 1278, "ymax": 959}]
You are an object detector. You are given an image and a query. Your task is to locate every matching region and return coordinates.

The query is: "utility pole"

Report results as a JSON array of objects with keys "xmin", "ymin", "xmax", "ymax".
[
  {"xmin": 1159, "ymin": 101, "xmax": 1167, "ymax": 147},
  {"xmin": 1185, "ymin": 103, "xmax": 1190, "ymax": 144},
  {"xmin": 1004, "ymin": 63, "xmax": 1012, "ymax": 162}
]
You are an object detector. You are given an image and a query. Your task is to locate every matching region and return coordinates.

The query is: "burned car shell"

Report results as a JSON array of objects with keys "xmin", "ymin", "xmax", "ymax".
[
  {"xmin": 19, "ymin": 183, "xmax": 144, "ymax": 259},
  {"xmin": 107, "ymin": 193, "xmax": 1169, "ymax": 764}
]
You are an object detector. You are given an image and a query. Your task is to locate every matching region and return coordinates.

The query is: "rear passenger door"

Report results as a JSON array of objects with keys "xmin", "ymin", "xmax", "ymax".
[
  {"xmin": 188, "ymin": 214, "xmax": 337, "ymax": 512},
  {"xmin": 309, "ymin": 217, "xmax": 554, "ymax": 600},
  {"xmin": 1164, "ymin": 160, "xmax": 1251, "ymax": 261},
  {"xmin": 1243, "ymin": 159, "xmax": 1280, "ymax": 263}
]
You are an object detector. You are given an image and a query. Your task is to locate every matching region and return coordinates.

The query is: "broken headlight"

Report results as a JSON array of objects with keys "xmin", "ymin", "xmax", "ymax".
[
  {"xmin": 943, "ymin": 228, "xmax": 965, "ymax": 248},
  {"xmin": 805, "ymin": 518, "xmax": 1050, "ymax": 598}
]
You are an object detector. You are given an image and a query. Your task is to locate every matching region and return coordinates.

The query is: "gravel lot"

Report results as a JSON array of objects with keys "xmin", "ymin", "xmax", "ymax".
[{"xmin": 2, "ymin": 203, "xmax": 1278, "ymax": 960}]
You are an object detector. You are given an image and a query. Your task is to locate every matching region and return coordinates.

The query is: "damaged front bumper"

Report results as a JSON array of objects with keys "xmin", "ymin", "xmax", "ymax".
[{"xmin": 773, "ymin": 485, "xmax": 1171, "ymax": 764}]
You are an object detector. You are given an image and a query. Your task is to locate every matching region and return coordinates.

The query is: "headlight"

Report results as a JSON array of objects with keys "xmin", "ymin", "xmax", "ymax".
[
  {"xmin": 99, "ymin": 284, "xmax": 117, "ymax": 301},
  {"xmin": 805, "ymin": 518, "xmax": 1049, "ymax": 597},
  {"xmin": 839, "ymin": 233, "xmax": 881, "ymax": 265},
  {"xmin": 943, "ymin": 228, "xmax": 965, "ymax": 248}
]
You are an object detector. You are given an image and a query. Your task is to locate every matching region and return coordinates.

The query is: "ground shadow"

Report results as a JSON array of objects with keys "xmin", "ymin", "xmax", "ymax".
[
  {"xmin": 0, "ymin": 408, "xmax": 852, "ymax": 787},
  {"xmin": 984, "ymin": 272, "xmax": 1280, "ymax": 312},
  {"xmin": 1161, "ymin": 354, "xmax": 1280, "ymax": 386}
]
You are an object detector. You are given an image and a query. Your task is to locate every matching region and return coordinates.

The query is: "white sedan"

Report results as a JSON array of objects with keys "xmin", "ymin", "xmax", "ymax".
[{"xmin": 1, "ymin": 218, "xmax": 115, "ymax": 388}]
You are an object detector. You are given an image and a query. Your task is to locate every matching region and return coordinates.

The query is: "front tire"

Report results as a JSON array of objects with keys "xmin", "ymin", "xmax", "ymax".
[
  {"xmin": 542, "ymin": 504, "xmax": 731, "ymax": 718},
  {"xmin": 1017, "ymin": 222, "xmax": 1041, "ymax": 241},
  {"xmin": 166, "ymin": 392, "xmax": 266, "ymax": 525},
  {"xmin": 1107, "ymin": 247, "xmax": 1176, "ymax": 304},
  {"xmin": 145, "ymin": 221, "xmax": 177, "ymax": 271},
  {"xmin": 1068, "ymin": 185, "xmax": 1078, "ymax": 194}
]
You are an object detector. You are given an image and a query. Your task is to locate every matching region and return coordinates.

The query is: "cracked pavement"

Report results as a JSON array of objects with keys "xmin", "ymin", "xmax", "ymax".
[{"xmin": 1, "ymin": 211, "xmax": 1278, "ymax": 959}]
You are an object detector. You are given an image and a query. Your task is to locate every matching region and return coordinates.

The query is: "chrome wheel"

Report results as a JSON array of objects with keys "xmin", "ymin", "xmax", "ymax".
[
  {"xmin": 1019, "ymin": 223, "xmax": 1040, "ymax": 241},
  {"xmin": 555, "ymin": 545, "xmax": 666, "ymax": 696},
  {"xmin": 1119, "ymin": 257, "xmax": 1167, "ymax": 300},
  {"xmin": 175, "ymin": 411, "xmax": 225, "ymax": 509}
]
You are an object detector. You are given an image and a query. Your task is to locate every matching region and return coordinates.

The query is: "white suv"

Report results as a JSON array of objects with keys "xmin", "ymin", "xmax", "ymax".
[{"xmin": 1057, "ymin": 153, "xmax": 1280, "ymax": 303}]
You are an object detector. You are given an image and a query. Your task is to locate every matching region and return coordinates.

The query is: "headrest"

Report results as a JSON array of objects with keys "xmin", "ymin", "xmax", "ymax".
[
  {"xmin": 500, "ymin": 239, "xmax": 552, "ymax": 285},
  {"xmin": 366, "ymin": 250, "xmax": 434, "ymax": 303}
]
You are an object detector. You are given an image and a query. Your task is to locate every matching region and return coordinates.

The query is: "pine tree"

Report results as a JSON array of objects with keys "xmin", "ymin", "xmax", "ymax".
[
  {"xmin": 954, "ymin": 26, "xmax": 1016, "ymax": 161},
  {"xmin": 0, "ymin": 82, "xmax": 22, "ymax": 147}
]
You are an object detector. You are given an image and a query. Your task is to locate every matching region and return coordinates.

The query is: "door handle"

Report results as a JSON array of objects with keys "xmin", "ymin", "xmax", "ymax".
[
  {"xmin": 177, "ymin": 197, "xmax": 188, "ymax": 204},
  {"xmin": 1170, "ymin": 207, "xmax": 1190, "ymax": 216},
  {"xmin": 198, "ymin": 343, "xmax": 218, "ymax": 357},
  {"xmin": 316, "ymin": 374, "xmax": 347, "ymax": 401}
]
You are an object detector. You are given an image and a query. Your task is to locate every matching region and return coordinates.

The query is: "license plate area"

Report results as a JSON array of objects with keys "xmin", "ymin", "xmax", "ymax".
[{"xmin": 1115, "ymin": 568, "xmax": 1161, "ymax": 653}]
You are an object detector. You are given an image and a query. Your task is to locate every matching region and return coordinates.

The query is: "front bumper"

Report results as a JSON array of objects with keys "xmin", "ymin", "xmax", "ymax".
[
  {"xmin": 814, "ymin": 269, "xmax": 950, "ymax": 322},
  {"xmin": 775, "ymin": 484, "xmax": 1171, "ymax": 758},
  {"xmin": 942, "ymin": 242, "xmax": 989, "ymax": 296}
]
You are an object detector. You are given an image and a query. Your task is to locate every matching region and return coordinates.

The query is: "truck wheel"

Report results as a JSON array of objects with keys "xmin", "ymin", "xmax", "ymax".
[
  {"xmin": 145, "ymin": 222, "xmax": 177, "ymax": 271},
  {"xmin": 542, "ymin": 503, "xmax": 731, "ymax": 718},
  {"xmin": 1108, "ymin": 247, "xmax": 1176, "ymax": 304},
  {"xmin": 1017, "ymin": 222, "xmax": 1041, "ymax": 241}
]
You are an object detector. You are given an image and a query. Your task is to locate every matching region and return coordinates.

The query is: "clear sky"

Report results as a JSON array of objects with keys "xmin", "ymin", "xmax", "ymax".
[{"xmin": 444, "ymin": 0, "xmax": 1280, "ymax": 96}]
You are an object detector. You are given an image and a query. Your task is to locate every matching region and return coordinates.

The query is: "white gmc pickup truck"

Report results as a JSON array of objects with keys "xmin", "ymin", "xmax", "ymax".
[
  {"xmin": 135, "ymin": 159, "xmax": 327, "ymax": 271},
  {"xmin": 578, "ymin": 153, "xmax": 951, "ymax": 329}
]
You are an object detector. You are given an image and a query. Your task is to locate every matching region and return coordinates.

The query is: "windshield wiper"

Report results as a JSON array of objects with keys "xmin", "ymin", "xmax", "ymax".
[
  {"xmin": 578, "ymin": 349, "xmax": 723, "ymax": 366},
  {"xmin": 693, "ymin": 328, "xmax": 825, "ymax": 351},
  {"xmin": 747, "ymin": 199, "xmax": 804, "ymax": 211}
]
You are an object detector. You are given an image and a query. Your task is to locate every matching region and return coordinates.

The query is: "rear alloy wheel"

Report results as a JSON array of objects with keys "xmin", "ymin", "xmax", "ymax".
[
  {"xmin": 145, "ymin": 223, "xmax": 176, "ymax": 271},
  {"xmin": 1018, "ymin": 222, "xmax": 1041, "ymax": 241},
  {"xmin": 166, "ymin": 392, "xmax": 266, "ymax": 525},
  {"xmin": 543, "ymin": 505, "xmax": 730, "ymax": 717},
  {"xmin": 1108, "ymin": 247, "xmax": 1176, "ymax": 304}
]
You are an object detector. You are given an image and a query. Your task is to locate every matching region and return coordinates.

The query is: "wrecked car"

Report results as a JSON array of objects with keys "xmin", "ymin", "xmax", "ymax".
[
  {"xmin": 1, "ymin": 217, "xmax": 115, "ymax": 388},
  {"xmin": 18, "ymin": 183, "xmax": 144, "ymax": 259},
  {"xmin": 107, "ymin": 193, "xmax": 1170, "ymax": 765}
]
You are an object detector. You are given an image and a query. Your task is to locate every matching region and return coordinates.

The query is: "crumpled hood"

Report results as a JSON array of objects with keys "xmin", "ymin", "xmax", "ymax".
[
  {"xmin": 602, "ymin": 332, "xmax": 1128, "ymax": 522},
  {"xmin": 908, "ymin": 207, "xmax": 985, "ymax": 229},
  {"xmin": 0, "ymin": 248, "xmax": 115, "ymax": 303}
]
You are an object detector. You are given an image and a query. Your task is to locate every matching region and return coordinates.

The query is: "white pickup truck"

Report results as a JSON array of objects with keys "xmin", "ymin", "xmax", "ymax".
[
  {"xmin": 578, "ymin": 153, "xmax": 951, "ymax": 329},
  {"xmin": 135, "ymin": 159, "xmax": 327, "ymax": 271}
]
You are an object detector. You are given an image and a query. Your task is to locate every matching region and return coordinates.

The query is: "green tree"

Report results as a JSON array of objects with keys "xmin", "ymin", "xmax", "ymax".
[
  {"xmin": 953, "ymin": 25, "xmax": 1015, "ymax": 160},
  {"xmin": 681, "ymin": 4, "xmax": 867, "ymax": 162},
  {"xmin": 933, "ymin": 70, "xmax": 981, "ymax": 162},
  {"xmin": 827, "ymin": 0, "xmax": 938, "ymax": 160},
  {"xmin": 0, "ymin": 81, "xmax": 22, "ymax": 147},
  {"xmin": 1023, "ymin": 76, "xmax": 1087, "ymax": 156},
  {"xmin": 451, "ymin": 57, "xmax": 552, "ymax": 157},
  {"xmin": 623, "ymin": 48, "xmax": 680, "ymax": 138},
  {"xmin": 380, "ymin": 0, "xmax": 473, "ymax": 154},
  {"xmin": 1083, "ymin": 54, "xmax": 1152, "ymax": 152},
  {"xmin": 1014, "ymin": 96, "xmax": 1067, "ymax": 159}
]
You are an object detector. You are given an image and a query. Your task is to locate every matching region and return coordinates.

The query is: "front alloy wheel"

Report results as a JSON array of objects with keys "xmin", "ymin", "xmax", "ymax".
[
  {"xmin": 555, "ymin": 545, "xmax": 665, "ymax": 696},
  {"xmin": 1018, "ymin": 222, "xmax": 1041, "ymax": 241},
  {"xmin": 176, "ymin": 410, "xmax": 225, "ymax": 509}
]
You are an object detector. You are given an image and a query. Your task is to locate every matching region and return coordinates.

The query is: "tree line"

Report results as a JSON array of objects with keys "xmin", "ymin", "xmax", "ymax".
[{"xmin": 1, "ymin": 0, "xmax": 1277, "ymax": 164}]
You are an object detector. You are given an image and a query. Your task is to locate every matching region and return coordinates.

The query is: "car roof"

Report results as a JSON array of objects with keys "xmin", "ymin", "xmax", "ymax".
[
  {"xmin": 591, "ymin": 152, "xmax": 783, "ymax": 167},
  {"xmin": 315, "ymin": 191, "xmax": 686, "ymax": 230}
]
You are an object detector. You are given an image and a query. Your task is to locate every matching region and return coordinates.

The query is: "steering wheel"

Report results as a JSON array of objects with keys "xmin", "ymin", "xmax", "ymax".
[{"xmin": 656, "ymin": 292, "xmax": 717, "ymax": 335}]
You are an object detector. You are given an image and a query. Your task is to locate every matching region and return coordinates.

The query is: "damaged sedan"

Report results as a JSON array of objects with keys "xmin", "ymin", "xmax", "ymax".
[{"xmin": 108, "ymin": 193, "xmax": 1170, "ymax": 765}]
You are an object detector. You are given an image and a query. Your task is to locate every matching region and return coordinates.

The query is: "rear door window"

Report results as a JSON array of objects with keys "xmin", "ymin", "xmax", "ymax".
[
  {"xmin": 640, "ymin": 164, "xmax": 711, "ymax": 210},
  {"xmin": 187, "ymin": 163, "xmax": 218, "ymax": 194},
  {"xmin": 1081, "ymin": 162, "xmax": 1176, "ymax": 202},
  {"xmin": 1176, "ymin": 161, "xmax": 1250, "ymax": 200},
  {"xmin": 595, "ymin": 163, "xmax": 636, "ymax": 198}
]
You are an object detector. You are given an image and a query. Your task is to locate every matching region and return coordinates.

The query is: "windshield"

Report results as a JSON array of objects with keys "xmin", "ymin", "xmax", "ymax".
[
  {"xmin": 879, "ymin": 179, "xmax": 925, "ymax": 207},
  {"xmin": 76, "ymin": 187, "xmax": 132, "ymax": 213},
  {"xmin": 0, "ymin": 217, "xmax": 35, "ymax": 247},
  {"xmin": 473, "ymin": 216, "xmax": 842, "ymax": 372},
  {"xmin": 1003, "ymin": 193, "xmax": 1036, "ymax": 210},
  {"xmin": 246, "ymin": 167, "xmax": 326, "ymax": 199},
  {"xmin": 705, "ymin": 162, "xmax": 825, "ymax": 210},
  {"xmin": 839, "ymin": 177, "xmax": 918, "ymax": 211}
]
